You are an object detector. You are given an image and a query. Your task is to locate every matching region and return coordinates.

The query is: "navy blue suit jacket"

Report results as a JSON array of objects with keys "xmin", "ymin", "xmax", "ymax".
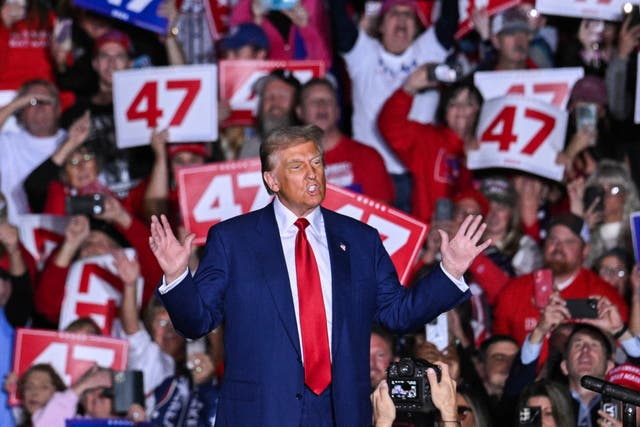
[{"xmin": 157, "ymin": 203, "xmax": 470, "ymax": 427}]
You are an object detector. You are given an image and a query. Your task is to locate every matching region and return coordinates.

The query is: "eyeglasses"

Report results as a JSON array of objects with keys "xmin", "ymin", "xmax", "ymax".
[
  {"xmin": 67, "ymin": 153, "xmax": 95, "ymax": 167},
  {"xmin": 599, "ymin": 266, "xmax": 627, "ymax": 279}
]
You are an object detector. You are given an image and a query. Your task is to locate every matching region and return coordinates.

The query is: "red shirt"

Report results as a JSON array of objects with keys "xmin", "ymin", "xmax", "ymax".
[
  {"xmin": 493, "ymin": 268, "xmax": 629, "ymax": 345},
  {"xmin": 0, "ymin": 15, "xmax": 54, "ymax": 90},
  {"xmin": 324, "ymin": 135, "xmax": 395, "ymax": 204},
  {"xmin": 378, "ymin": 88, "xmax": 472, "ymax": 223}
]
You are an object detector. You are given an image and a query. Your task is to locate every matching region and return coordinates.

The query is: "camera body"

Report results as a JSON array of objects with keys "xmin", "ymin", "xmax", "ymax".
[
  {"xmin": 426, "ymin": 64, "xmax": 461, "ymax": 83},
  {"xmin": 65, "ymin": 194, "xmax": 105, "ymax": 216},
  {"xmin": 387, "ymin": 357, "xmax": 441, "ymax": 413}
]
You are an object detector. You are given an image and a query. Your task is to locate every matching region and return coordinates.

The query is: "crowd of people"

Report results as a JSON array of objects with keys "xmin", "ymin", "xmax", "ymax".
[{"xmin": 2, "ymin": 0, "xmax": 640, "ymax": 426}]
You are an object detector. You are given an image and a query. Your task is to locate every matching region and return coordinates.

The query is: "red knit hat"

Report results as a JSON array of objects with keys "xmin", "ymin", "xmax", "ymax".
[{"xmin": 167, "ymin": 143, "xmax": 209, "ymax": 159}]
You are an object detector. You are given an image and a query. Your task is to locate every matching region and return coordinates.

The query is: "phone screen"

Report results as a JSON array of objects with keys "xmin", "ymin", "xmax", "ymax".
[{"xmin": 576, "ymin": 102, "xmax": 597, "ymax": 132}]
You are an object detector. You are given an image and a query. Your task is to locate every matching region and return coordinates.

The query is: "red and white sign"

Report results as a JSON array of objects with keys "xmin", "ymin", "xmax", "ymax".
[
  {"xmin": 468, "ymin": 95, "xmax": 567, "ymax": 181},
  {"xmin": 219, "ymin": 60, "xmax": 325, "ymax": 127},
  {"xmin": 10, "ymin": 328, "xmax": 127, "ymax": 405},
  {"xmin": 456, "ymin": 0, "xmax": 521, "ymax": 39},
  {"xmin": 177, "ymin": 160, "xmax": 427, "ymax": 284},
  {"xmin": 17, "ymin": 214, "xmax": 68, "ymax": 267},
  {"xmin": 113, "ymin": 64, "xmax": 218, "ymax": 147},
  {"xmin": 474, "ymin": 68, "xmax": 584, "ymax": 109},
  {"xmin": 58, "ymin": 250, "xmax": 142, "ymax": 335},
  {"xmin": 536, "ymin": 0, "xmax": 627, "ymax": 21}
]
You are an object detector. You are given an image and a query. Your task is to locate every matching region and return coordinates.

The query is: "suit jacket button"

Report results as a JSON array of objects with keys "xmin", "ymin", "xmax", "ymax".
[{"xmin": 296, "ymin": 393, "xmax": 303, "ymax": 400}]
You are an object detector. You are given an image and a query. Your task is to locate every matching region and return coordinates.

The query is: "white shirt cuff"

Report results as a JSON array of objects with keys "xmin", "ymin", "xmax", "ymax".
[
  {"xmin": 620, "ymin": 335, "xmax": 640, "ymax": 358},
  {"xmin": 521, "ymin": 334, "xmax": 542, "ymax": 364},
  {"xmin": 439, "ymin": 262, "xmax": 468, "ymax": 292},
  {"xmin": 157, "ymin": 268, "xmax": 189, "ymax": 294}
]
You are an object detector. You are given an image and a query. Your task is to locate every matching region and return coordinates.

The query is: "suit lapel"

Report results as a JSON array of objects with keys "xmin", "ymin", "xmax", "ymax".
[
  {"xmin": 322, "ymin": 208, "xmax": 351, "ymax": 361},
  {"xmin": 255, "ymin": 203, "xmax": 302, "ymax": 358}
]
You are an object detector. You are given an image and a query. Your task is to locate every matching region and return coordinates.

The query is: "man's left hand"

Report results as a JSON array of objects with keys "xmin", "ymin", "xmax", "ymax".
[{"xmin": 439, "ymin": 215, "xmax": 491, "ymax": 279}]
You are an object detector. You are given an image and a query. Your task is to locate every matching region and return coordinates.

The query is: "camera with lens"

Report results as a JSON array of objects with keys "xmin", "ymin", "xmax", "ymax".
[{"xmin": 387, "ymin": 357, "xmax": 441, "ymax": 413}]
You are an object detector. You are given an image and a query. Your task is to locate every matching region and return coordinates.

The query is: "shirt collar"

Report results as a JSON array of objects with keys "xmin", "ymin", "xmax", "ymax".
[{"xmin": 273, "ymin": 196, "xmax": 323, "ymax": 234}]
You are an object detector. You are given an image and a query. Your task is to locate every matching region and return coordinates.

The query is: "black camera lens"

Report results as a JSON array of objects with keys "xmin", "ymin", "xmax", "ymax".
[{"xmin": 398, "ymin": 361, "xmax": 414, "ymax": 376}]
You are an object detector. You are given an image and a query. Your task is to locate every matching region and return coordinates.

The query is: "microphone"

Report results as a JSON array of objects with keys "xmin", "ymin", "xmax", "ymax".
[{"xmin": 581, "ymin": 376, "xmax": 640, "ymax": 407}]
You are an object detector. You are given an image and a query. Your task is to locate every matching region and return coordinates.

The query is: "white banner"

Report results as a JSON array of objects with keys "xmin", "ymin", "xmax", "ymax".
[
  {"xmin": 468, "ymin": 95, "xmax": 567, "ymax": 181},
  {"xmin": 474, "ymin": 67, "xmax": 584, "ymax": 109},
  {"xmin": 58, "ymin": 250, "xmax": 142, "ymax": 335},
  {"xmin": 113, "ymin": 64, "xmax": 218, "ymax": 147},
  {"xmin": 536, "ymin": 0, "xmax": 629, "ymax": 21},
  {"xmin": 17, "ymin": 214, "xmax": 69, "ymax": 267}
]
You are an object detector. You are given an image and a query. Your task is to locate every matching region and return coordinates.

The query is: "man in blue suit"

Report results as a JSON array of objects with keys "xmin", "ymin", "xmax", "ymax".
[{"xmin": 149, "ymin": 125, "xmax": 490, "ymax": 427}]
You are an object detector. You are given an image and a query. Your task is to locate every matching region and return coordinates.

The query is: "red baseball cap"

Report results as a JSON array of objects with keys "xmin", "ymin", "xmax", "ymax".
[
  {"xmin": 606, "ymin": 364, "xmax": 640, "ymax": 392},
  {"xmin": 167, "ymin": 143, "xmax": 209, "ymax": 159}
]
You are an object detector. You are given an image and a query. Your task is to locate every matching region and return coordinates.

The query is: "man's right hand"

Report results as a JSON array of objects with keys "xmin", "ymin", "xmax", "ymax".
[{"xmin": 149, "ymin": 214, "xmax": 194, "ymax": 283}]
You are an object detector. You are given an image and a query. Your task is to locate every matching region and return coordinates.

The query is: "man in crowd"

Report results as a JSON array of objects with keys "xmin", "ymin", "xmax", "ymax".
[
  {"xmin": 494, "ymin": 213, "xmax": 628, "ymax": 345},
  {"xmin": 0, "ymin": 80, "xmax": 70, "ymax": 222},
  {"xmin": 296, "ymin": 78, "xmax": 394, "ymax": 204},
  {"xmin": 370, "ymin": 325, "xmax": 395, "ymax": 389},
  {"xmin": 478, "ymin": 7, "xmax": 536, "ymax": 71},
  {"xmin": 238, "ymin": 69, "xmax": 300, "ymax": 159},
  {"xmin": 149, "ymin": 125, "xmax": 490, "ymax": 426}
]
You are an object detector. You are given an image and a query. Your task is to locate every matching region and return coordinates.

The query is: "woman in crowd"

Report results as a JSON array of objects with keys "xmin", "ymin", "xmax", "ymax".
[
  {"xmin": 585, "ymin": 159, "xmax": 640, "ymax": 266},
  {"xmin": 378, "ymin": 73, "xmax": 479, "ymax": 223},
  {"xmin": 516, "ymin": 380, "xmax": 576, "ymax": 427}
]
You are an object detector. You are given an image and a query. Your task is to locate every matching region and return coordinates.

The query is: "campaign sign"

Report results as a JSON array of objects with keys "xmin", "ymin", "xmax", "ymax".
[
  {"xmin": 113, "ymin": 64, "xmax": 218, "ymax": 148},
  {"xmin": 630, "ymin": 211, "xmax": 640, "ymax": 263},
  {"xmin": 58, "ymin": 249, "xmax": 143, "ymax": 335},
  {"xmin": 177, "ymin": 160, "xmax": 427, "ymax": 284},
  {"xmin": 10, "ymin": 328, "xmax": 127, "ymax": 405},
  {"xmin": 456, "ymin": 0, "xmax": 520, "ymax": 39},
  {"xmin": 17, "ymin": 214, "xmax": 69, "ymax": 267},
  {"xmin": 72, "ymin": 0, "xmax": 168, "ymax": 34},
  {"xmin": 474, "ymin": 68, "xmax": 584, "ymax": 109},
  {"xmin": 536, "ymin": 0, "xmax": 627, "ymax": 21},
  {"xmin": 468, "ymin": 95, "xmax": 567, "ymax": 181},
  {"xmin": 219, "ymin": 60, "xmax": 325, "ymax": 127},
  {"xmin": 322, "ymin": 186, "xmax": 427, "ymax": 284}
]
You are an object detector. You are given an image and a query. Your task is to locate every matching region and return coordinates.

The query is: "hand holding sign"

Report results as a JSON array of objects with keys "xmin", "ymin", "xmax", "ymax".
[{"xmin": 113, "ymin": 65, "xmax": 218, "ymax": 147}]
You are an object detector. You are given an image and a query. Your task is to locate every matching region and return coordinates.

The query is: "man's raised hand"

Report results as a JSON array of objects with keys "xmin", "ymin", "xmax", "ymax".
[
  {"xmin": 149, "ymin": 214, "xmax": 194, "ymax": 283},
  {"xmin": 439, "ymin": 215, "xmax": 491, "ymax": 279}
]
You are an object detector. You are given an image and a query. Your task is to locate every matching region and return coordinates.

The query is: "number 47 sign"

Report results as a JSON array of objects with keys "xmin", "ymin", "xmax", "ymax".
[
  {"xmin": 467, "ymin": 95, "xmax": 568, "ymax": 181},
  {"xmin": 113, "ymin": 64, "xmax": 218, "ymax": 148}
]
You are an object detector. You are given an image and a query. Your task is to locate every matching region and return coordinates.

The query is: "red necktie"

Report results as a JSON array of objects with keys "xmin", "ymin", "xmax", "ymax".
[{"xmin": 294, "ymin": 218, "xmax": 331, "ymax": 395}]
